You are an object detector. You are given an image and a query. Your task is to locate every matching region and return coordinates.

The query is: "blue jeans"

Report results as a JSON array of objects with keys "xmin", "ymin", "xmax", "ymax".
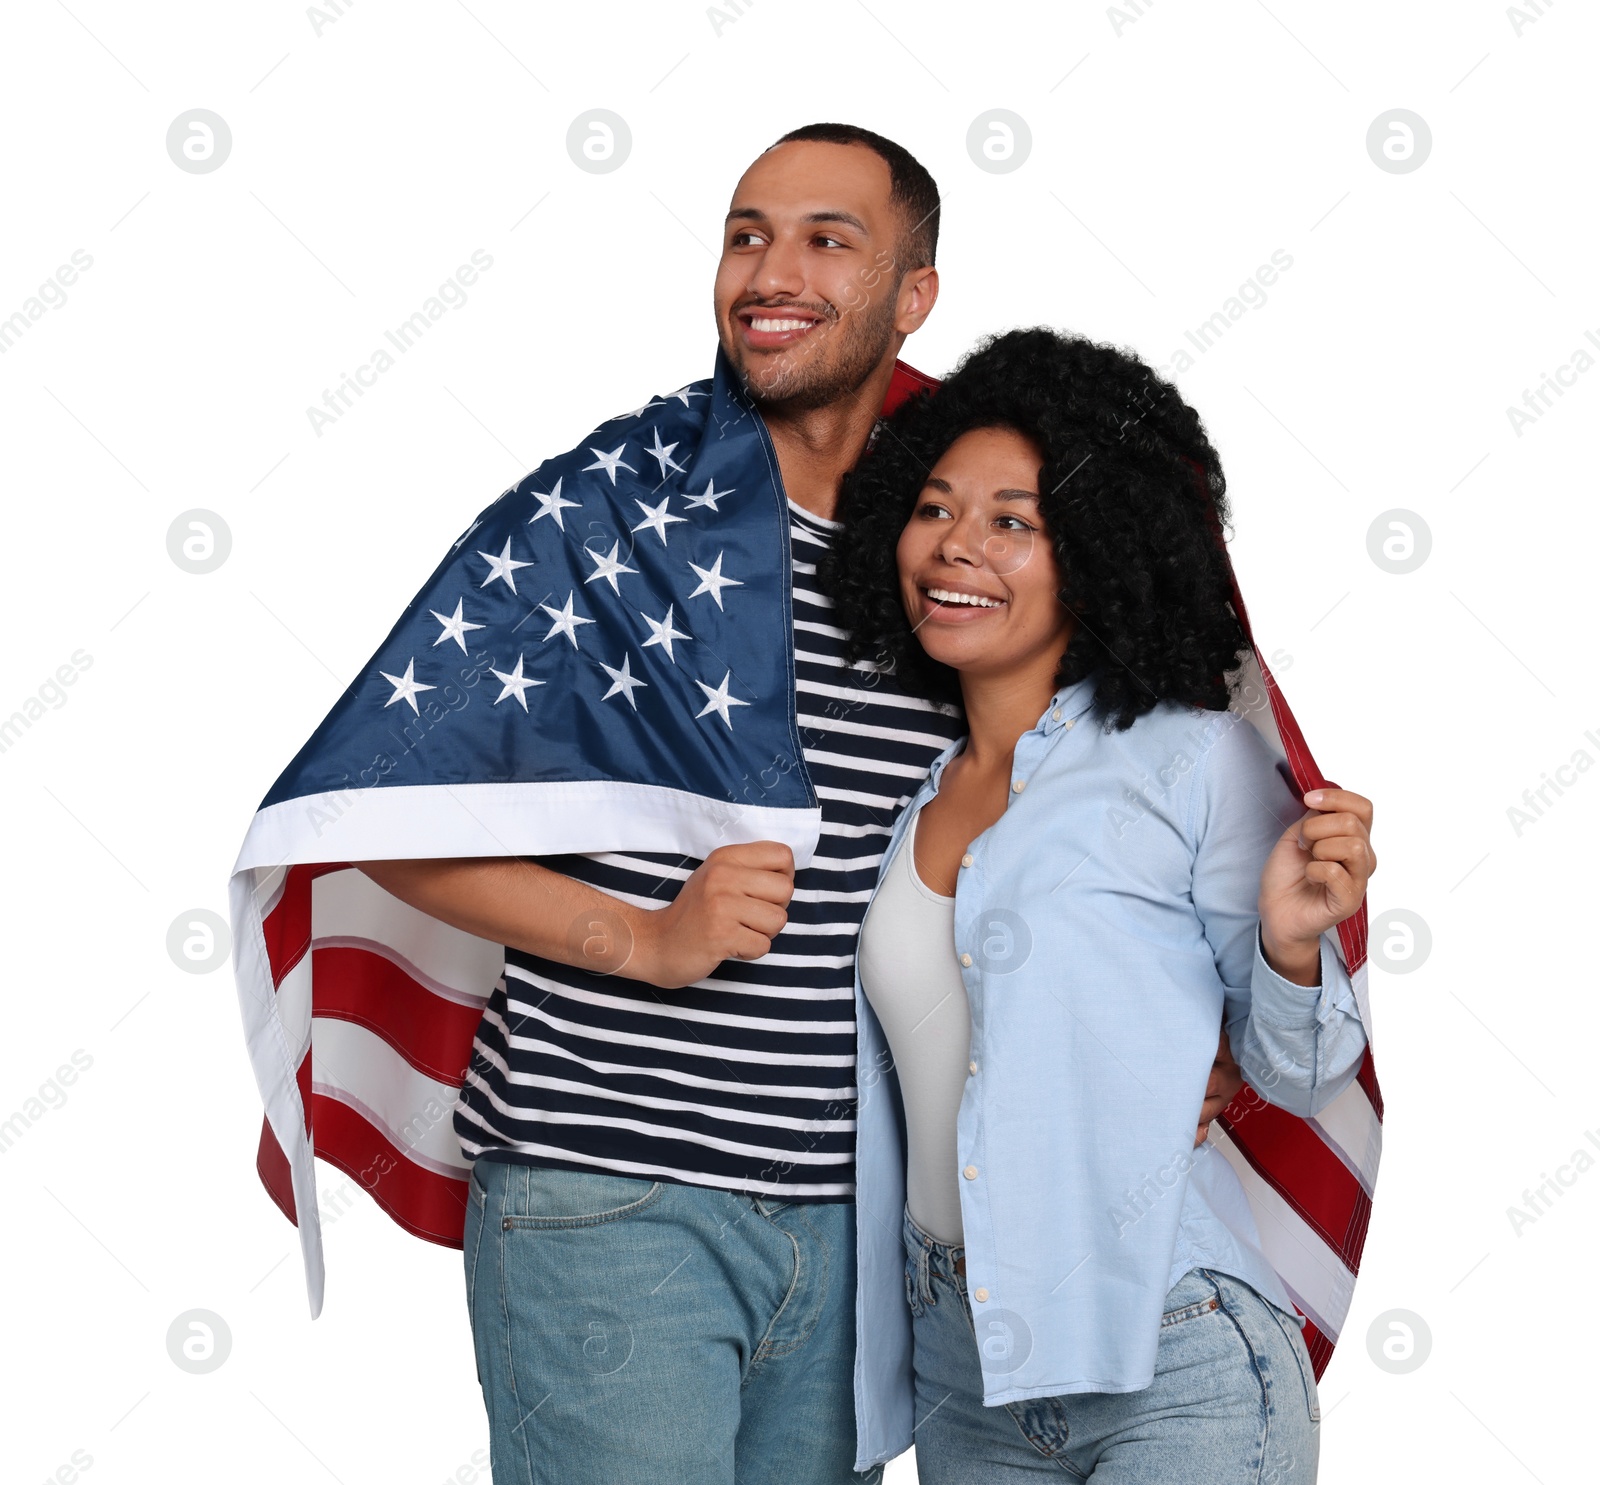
[
  {"xmin": 463, "ymin": 1157, "xmax": 878, "ymax": 1485},
  {"xmin": 903, "ymin": 1209, "xmax": 1320, "ymax": 1483}
]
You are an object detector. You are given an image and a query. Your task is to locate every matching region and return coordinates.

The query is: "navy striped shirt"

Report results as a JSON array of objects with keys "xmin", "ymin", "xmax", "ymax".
[{"xmin": 453, "ymin": 502, "xmax": 965, "ymax": 1198}]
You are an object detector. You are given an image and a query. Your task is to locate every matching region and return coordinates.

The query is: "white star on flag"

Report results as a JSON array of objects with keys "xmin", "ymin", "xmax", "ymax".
[
  {"xmin": 540, "ymin": 591, "xmax": 596, "ymax": 649},
  {"xmin": 687, "ymin": 550, "xmax": 744, "ymax": 609},
  {"xmin": 528, "ymin": 477, "xmax": 580, "ymax": 531},
  {"xmin": 584, "ymin": 444, "xmax": 637, "ymax": 485},
  {"xmin": 609, "ymin": 399, "xmax": 662, "ymax": 421},
  {"xmin": 665, "ymin": 385, "xmax": 708, "ymax": 406},
  {"xmin": 644, "ymin": 427, "xmax": 686, "ymax": 481},
  {"xmin": 379, "ymin": 659, "xmax": 435, "ymax": 715},
  {"xmin": 451, "ymin": 518, "xmax": 483, "ymax": 552},
  {"xmin": 639, "ymin": 604, "xmax": 690, "ymax": 663},
  {"xmin": 430, "ymin": 598, "xmax": 486, "ymax": 653},
  {"xmin": 632, "ymin": 495, "xmax": 688, "ymax": 545},
  {"xmin": 489, "ymin": 654, "xmax": 544, "ymax": 712},
  {"xmin": 599, "ymin": 654, "xmax": 648, "ymax": 710},
  {"xmin": 583, "ymin": 540, "xmax": 639, "ymax": 595},
  {"xmin": 683, "ymin": 479, "xmax": 733, "ymax": 512},
  {"xmin": 695, "ymin": 670, "xmax": 749, "ymax": 728},
  {"xmin": 478, "ymin": 536, "xmax": 532, "ymax": 594}
]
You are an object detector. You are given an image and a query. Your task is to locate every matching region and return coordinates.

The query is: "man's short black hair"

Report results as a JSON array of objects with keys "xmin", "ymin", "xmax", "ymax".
[{"xmin": 768, "ymin": 122, "xmax": 940, "ymax": 271}]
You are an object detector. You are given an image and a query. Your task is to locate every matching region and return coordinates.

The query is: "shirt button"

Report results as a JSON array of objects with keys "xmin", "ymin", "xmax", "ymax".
[
  {"xmin": 963, "ymin": 1164, "xmax": 978, "ymax": 1180},
  {"xmin": 967, "ymin": 1059, "xmax": 977, "ymax": 1075},
  {"xmin": 960, "ymin": 952, "xmax": 973, "ymax": 968},
  {"xmin": 1063, "ymin": 718, "xmax": 1075, "ymax": 730},
  {"xmin": 1011, "ymin": 779, "xmax": 1026, "ymax": 793},
  {"xmin": 974, "ymin": 1286, "xmax": 990, "ymax": 1302},
  {"xmin": 1051, "ymin": 708, "xmax": 1062, "ymax": 722},
  {"xmin": 960, "ymin": 852, "xmax": 974, "ymax": 868}
]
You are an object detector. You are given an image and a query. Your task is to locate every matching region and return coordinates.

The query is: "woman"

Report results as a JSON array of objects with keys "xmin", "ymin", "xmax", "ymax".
[{"xmin": 820, "ymin": 328, "xmax": 1375, "ymax": 1483}]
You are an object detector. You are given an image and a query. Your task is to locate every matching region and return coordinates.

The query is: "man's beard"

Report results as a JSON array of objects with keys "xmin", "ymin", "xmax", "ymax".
[{"xmin": 733, "ymin": 289, "xmax": 900, "ymax": 414}]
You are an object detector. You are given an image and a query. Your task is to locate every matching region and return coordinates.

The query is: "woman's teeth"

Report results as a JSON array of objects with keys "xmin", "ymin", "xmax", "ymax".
[{"xmin": 926, "ymin": 587, "xmax": 1003, "ymax": 608}]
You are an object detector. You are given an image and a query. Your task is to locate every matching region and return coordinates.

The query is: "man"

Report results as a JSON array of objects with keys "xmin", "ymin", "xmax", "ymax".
[{"xmin": 235, "ymin": 123, "xmax": 1248, "ymax": 1484}]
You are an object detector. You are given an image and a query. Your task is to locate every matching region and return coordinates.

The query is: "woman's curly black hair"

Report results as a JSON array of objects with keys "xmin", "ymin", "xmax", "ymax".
[{"xmin": 820, "ymin": 326, "xmax": 1251, "ymax": 732}]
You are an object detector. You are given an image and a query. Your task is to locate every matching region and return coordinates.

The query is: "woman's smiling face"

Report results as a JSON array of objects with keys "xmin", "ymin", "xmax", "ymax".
[{"xmin": 895, "ymin": 425, "xmax": 1076, "ymax": 683}]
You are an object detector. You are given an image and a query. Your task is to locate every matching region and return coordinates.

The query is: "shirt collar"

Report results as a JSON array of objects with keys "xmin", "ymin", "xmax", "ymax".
[
  {"xmin": 1038, "ymin": 669, "xmax": 1101, "ymax": 736},
  {"xmin": 923, "ymin": 670, "xmax": 1101, "ymax": 793}
]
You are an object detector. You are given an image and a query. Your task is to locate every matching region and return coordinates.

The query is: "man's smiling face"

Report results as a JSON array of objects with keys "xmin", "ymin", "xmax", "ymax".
[{"xmin": 715, "ymin": 139, "xmax": 914, "ymax": 411}]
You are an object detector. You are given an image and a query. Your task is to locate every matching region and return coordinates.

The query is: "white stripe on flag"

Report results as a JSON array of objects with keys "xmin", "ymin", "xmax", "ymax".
[
  {"xmin": 231, "ymin": 866, "xmax": 326, "ymax": 1318},
  {"xmin": 311, "ymin": 868, "xmax": 502, "ymax": 1005},
  {"xmin": 1227, "ymin": 651, "xmax": 1288, "ymax": 766},
  {"xmin": 256, "ymin": 864, "xmax": 289, "ymax": 922},
  {"xmin": 1209, "ymin": 1130, "xmax": 1355, "ymax": 1341},
  {"xmin": 311, "ymin": 1017, "xmax": 474, "ymax": 1176},
  {"xmin": 277, "ymin": 950, "xmax": 314, "ymax": 1066},
  {"xmin": 1308, "ymin": 1079, "xmax": 1383, "ymax": 1197},
  {"xmin": 233, "ymin": 780, "xmax": 825, "ymax": 874}
]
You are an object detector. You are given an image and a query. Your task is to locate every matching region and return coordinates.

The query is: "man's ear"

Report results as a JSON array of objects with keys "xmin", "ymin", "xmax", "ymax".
[{"xmin": 895, "ymin": 265, "xmax": 939, "ymax": 336}]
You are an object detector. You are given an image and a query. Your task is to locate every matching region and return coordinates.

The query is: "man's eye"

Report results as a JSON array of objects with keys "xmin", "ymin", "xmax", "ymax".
[
  {"xmin": 729, "ymin": 231, "xmax": 763, "ymax": 247},
  {"xmin": 815, "ymin": 235, "xmax": 847, "ymax": 248}
]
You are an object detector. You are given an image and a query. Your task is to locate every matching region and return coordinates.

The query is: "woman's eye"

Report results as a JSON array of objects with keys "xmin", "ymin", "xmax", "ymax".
[
  {"xmin": 916, "ymin": 500, "xmax": 951, "ymax": 519},
  {"xmin": 994, "ymin": 515, "xmax": 1035, "ymax": 533}
]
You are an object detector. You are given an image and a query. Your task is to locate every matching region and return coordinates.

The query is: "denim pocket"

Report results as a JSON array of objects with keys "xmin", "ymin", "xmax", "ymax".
[
  {"xmin": 1159, "ymin": 1269, "xmax": 1221, "ymax": 1329},
  {"xmin": 500, "ymin": 1165, "xmax": 664, "ymax": 1229}
]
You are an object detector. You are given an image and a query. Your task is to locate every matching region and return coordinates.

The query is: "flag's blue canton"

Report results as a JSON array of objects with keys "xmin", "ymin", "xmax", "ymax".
[{"xmin": 262, "ymin": 350, "xmax": 816, "ymax": 813}]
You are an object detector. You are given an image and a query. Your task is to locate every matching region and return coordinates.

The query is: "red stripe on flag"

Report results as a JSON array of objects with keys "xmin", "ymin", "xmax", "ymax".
[
  {"xmin": 251, "ymin": 1048, "xmax": 316, "ymax": 1223},
  {"xmin": 310, "ymin": 945, "xmax": 484, "ymax": 1086},
  {"xmin": 1220, "ymin": 1093, "xmax": 1372, "ymax": 1270},
  {"xmin": 252, "ymin": 1048, "xmax": 472, "ymax": 1249},
  {"xmin": 262, "ymin": 862, "xmax": 349, "ymax": 984},
  {"xmin": 1300, "ymin": 1317, "xmax": 1334, "ymax": 1381},
  {"xmin": 309, "ymin": 1092, "xmax": 469, "ymax": 1248},
  {"xmin": 1355, "ymin": 1047, "xmax": 1384, "ymax": 1121},
  {"xmin": 296, "ymin": 1031, "xmax": 313, "ymax": 1135},
  {"xmin": 1249, "ymin": 644, "xmax": 1371, "ymax": 981},
  {"xmin": 256, "ymin": 1117, "xmax": 297, "ymax": 1225},
  {"xmin": 262, "ymin": 864, "xmax": 312, "ymax": 984}
]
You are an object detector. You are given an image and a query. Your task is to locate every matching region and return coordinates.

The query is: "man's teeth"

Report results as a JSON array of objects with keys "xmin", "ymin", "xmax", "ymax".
[
  {"xmin": 750, "ymin": 317, "xmax": 815, "ymax": 331},
  {"xmin": 927, "ymin": 587, "xmax": 1003, "ymax": 608}
]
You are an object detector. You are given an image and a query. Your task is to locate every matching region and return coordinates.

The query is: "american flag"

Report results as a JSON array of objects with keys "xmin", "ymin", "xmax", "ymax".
[
  {"xmin": 1207, "ymin": 638, "xmax": 1381, "ymax": 1378},
  {"xmin": 229, "ymin": 349, "xmax": 1378, "ymax": 1379}
]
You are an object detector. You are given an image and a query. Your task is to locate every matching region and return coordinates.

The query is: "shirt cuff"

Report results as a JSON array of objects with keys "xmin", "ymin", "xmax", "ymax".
[{"xmin": 1251, "ymin": 926, "xmax": 1351, "ymax": 1031}]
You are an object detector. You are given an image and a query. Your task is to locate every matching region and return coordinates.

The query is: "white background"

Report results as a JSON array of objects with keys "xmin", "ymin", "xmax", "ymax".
[{"xmin": 2, "ymin": 2, "xmax": 1595, "ymax": 1481}]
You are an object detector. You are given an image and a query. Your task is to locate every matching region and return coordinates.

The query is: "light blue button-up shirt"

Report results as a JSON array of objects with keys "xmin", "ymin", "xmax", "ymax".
[{"xmin": 851, "ymin": 670, "xmax": 1369, "ymax": 1470}]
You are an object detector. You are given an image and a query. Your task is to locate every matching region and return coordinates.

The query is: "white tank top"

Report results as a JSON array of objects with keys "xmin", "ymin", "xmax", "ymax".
[{"xmin": 857, "ymin": 802, "xmax": 971, "ymax": 1244}]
